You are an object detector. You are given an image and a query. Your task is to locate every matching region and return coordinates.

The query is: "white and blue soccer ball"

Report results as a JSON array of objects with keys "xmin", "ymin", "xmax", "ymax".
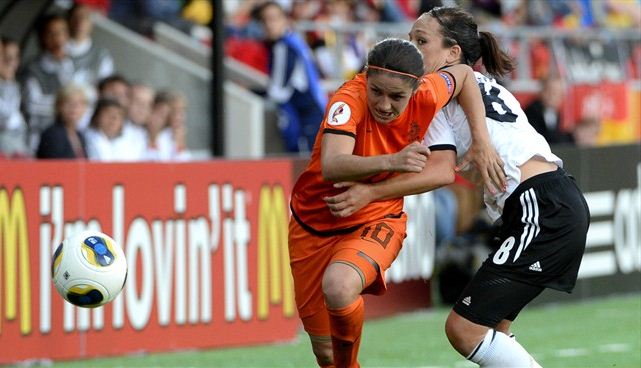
[{"xmin": 51, "ymin": 231, "xmax": 127, "ymax": 308}]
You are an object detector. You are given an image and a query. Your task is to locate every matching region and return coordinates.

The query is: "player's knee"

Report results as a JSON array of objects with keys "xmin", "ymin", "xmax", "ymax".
[
  {"xmin": 445, "ymin": 312, "xmax": 473, "ymax": 355},
  {"xmin": 496, "ymin": 319, "xmax": 512, "ymax": 335},
  {"xmin": 444, "ymin": 312, "xmax": 462, "ymax": 346},
  {"xmin": 322, "ymin": 276, "xmax": 354, "ymax": 307},
  {"xmin": 445, "ymin": 312, "xmax": 491, "ymax": 356},
  {"xmin": 322, "ymin": 264, "xmax": 361, "ymax": 308}
]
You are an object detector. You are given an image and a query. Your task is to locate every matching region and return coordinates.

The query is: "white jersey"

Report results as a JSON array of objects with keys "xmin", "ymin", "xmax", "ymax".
[{"xmin": 424, "ymin": 72, "xmax": 563, "ymax": 221}]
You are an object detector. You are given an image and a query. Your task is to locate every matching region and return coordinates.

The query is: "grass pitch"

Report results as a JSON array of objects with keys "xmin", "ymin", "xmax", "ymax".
[{"xmin": 42, "ymin": 293, "xmax": 641, "ymax": 368}]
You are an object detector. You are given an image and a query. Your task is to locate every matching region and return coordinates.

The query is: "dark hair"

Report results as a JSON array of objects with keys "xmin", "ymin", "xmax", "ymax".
[
  {"xmin": 89, "ymin": 98, "xmax": 125, "ymax": 129},
  {"xmin": 37, "ymin": 13, "xmax": 67, "ymax": 43},
  {"xmin": 427, "ymin": 7, "xmax": 515, "ymax": 78},
  {"xmin": 67, "ymin": 2, "xmax": 87, "ymax": 20},
  {"xmin": 97, "ymin": 74, "xmax": 130, "ymax": 93},
  {"xmin": 0, "ymin": 35, "xmax": 18, "ymax": 47},
  {"xmin": 251, "ymin": 1, "xmax": 284, "ymax": 21},
  {"xmin": 366, "ymin": 38, "xmax": 424, "ymax": 90}
]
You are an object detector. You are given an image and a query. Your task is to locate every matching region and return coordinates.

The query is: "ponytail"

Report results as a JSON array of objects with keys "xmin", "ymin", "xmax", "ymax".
[
  {"xmin": 479, "ymin": 31, "xmax": 515, "ymax": 78},
  {"xmin": 425, "ymin": 7, "xmax": 516, "ymax": 78}
]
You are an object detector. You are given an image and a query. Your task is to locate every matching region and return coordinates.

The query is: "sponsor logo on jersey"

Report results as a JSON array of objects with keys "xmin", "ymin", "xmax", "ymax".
[
  {"xmin": 438, "ymin": 72, "xmax": 454, "ymax": 95},
  {"xmin": 327, "ymin": 102, "xmax": 351, "ymax": 126},
  {"xmin": 529, "ymin": 261, "xmax": 542, "ymax": 272}
]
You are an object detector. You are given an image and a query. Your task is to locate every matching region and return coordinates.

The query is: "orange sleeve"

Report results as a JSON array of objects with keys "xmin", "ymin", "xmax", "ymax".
[
  {"xmin": 421, "ymin": 71, "xmax": 456, "ymax": 111},
  {"xmin": 321, "ymin": 74, "xmax": 368, "ymax": 138}
]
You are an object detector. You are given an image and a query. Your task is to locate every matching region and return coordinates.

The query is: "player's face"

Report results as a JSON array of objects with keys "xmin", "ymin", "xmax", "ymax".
[
  {"xmin": 366, "ymin": 73, "xmax": 414, "ymax": 124},
  {"xmin": 409, "ymin": 15, "xmax": 454, "ymax": 73}
]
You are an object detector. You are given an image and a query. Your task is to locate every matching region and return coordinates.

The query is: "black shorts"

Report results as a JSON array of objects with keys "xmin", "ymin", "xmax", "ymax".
[
  {"xmin": 453, "ymin": 269, "xmax": 544, "ymax": 327},
  {"xmin": 453, "ymin": 167, "xmax": 590, "ymax": 326}
]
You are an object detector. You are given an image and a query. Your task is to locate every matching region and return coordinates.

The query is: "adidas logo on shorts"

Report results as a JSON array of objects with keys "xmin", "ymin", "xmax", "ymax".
[
  {"xmin": 462, "ymin": 296, "xmax": 471, "ymax": 306},
  {"xmin": 529, "ymin": 261, "xmax": 543, "ymax": 272}
]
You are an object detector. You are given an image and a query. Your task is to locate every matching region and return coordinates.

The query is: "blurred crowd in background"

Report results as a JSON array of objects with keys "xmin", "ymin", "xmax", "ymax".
[
  {"xmin": 1, "ymin": 0, "xmax": 639, "ymax": 160},
  {"xmin": 0, "ymin": 1, "xmax": 193, "ymax": 161}
]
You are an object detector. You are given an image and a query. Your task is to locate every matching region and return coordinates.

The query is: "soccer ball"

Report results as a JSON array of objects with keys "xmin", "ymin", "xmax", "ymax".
[{"xmin": 51, "ymin": 231, "xmax": 127, "ymax": 308}]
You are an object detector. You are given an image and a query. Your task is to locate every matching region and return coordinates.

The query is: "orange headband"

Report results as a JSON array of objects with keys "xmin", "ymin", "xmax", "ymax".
[{"xmin": 366, "ymin": 65, "xmax": 419, "ymax": 80}]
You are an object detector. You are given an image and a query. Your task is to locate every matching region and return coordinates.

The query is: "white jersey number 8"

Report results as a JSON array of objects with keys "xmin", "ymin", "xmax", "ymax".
[
  {"xmin": 479, "ymin": 82, "xmax": 518, "ymax": 123},
  {"xmin": 493, "ymin": 236, "xmax": 515, "ymax": 265}
]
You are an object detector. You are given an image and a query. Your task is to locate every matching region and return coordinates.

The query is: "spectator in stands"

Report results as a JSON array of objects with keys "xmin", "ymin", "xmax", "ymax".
[
  {"xmin": 97, "ymin": 74, "xmax": 129, "ymax": 108},
  {"xmin": 0, "ymin": 37, "xmax": 29, "ymax": 157},
  {"xmin": 66, "ymin": 3, "xmax": 115, "ymax": 88},
  {"xmin": 572, "ymin": 115, "xmax": 601, "ymax": 147},
  {"xmin": 109, "ymin": 0, "xmax": 196, "ymax": 37},
  {"xmin": 181, "ymin": 0, "xmax": 213, "ymax": 44},
  {"xmin": 313, "ymin": 0, "xmax": 368, "ymax": 80},
  {"xmin": 365, "ymin": 0, "xmax": 412, "ymax": 22},
  {"xmin": 526, "ymin": 1, "xmax": 573, "ymax": 27},
  {"xmin": 182, "ymin": 0, "xmax": 213, "ymax": 27},
  {"xmin": 523, "ymin": 76, "xmax": 574, "ymax": 145},
  {"xmin": 597, "ymin": 0, "xmax": 641, "ymax": 28},
  {"xmin": 145, "ymin": 92, "xmax": 171, "ymax": 160},
  {"xmin": 144, "ymin": 89, "xmax": 191, "ymax": 161},
  {"xmin": 36, "ymin": 84, "xmax": 88, "ymax": 159},
  {"xmin": 20, "ymin": 13, "xmax": 77, "ymax": 151},
  {"xmin": 84, "ymin": 97, "xmax": 136, "ymax": 161},
  {"xmin": 128, "ymin": 82, "xmax": 155, "ymax": 129},
  {"xmin": 166, "ymin": 89, "xmax": 191, "ymax": 160},
  {"xmin": 290, "ymin": 0, "xmax": 322, "ymax": 23},
  {"xmin": 97, "ymin": 74, "xmax": 147, "ymax": 159},
  {"xmin": 254, "ymin": 1, "xmax": 327, "ymax": 153},
  {"xmin": 75, "ymin": 0, "xmax": 110, "ymax": 15}
]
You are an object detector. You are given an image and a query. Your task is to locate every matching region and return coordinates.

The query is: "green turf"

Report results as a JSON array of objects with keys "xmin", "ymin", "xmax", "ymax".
[{"xmin": 30, "ymin": 293, "xmax": 641, "ymax": 368}]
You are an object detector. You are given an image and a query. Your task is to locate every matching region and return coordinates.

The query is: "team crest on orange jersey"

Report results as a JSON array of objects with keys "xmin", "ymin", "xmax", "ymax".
[
  {"xmin": 407, "ymin": 121, "xmax": 421, "ymax": 142},
  {"xmin": 327, "ymin": 101, "xmax": 351, "ymax": 126}
]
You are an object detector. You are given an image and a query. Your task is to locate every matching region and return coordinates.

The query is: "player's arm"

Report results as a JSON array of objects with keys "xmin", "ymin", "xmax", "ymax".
[
  {"xmin": 433, "ymin": 64, "xmax": 506, "ymax": 194},
  {"xmin": 324, "ymin": 149, "xmax": 456, "ymax": 218},
  {"xmin": 320, "ymin": 133, "xmax": 430, "ymax": 182}
]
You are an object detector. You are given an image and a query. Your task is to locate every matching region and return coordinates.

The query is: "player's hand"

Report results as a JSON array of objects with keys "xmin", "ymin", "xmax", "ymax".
[
  {"xmin": 388, "ymin": 142, "xmax": 430, "ymax": 173},
  {"xmin": 456, "ymin": 140, "xmax": 506, "ymax": 194},
  {"xmin": 324, "ymin": 182, "xmax": 373, "ymax": 218}
]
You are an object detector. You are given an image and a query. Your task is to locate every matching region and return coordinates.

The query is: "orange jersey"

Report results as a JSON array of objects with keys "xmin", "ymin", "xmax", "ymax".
[{"xmin": 291, "ymin": 71, "xmax": 455, "ymax": 235}]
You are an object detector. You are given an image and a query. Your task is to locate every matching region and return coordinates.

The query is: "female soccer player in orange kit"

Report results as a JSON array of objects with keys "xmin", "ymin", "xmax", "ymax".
[{"xmin": 288, "ymin": 37, "xmax": 506, "ymax": 368}]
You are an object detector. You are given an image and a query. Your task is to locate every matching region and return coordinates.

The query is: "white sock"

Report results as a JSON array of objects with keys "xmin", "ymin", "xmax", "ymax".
[{"xmin": 467, "ymin": 329, "xmax": 541, "ymax": 368}]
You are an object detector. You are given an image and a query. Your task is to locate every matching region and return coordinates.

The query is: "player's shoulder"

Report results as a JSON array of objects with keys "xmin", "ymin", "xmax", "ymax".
[
  {"xmin": 328, "ymin": 74, "xmax": 367, "ymax": 110},
  {"xmin": 419, "ymin": 71, "xmax": 454, "ymax": 90},
  {"xmin": 474, "ymin": 71, "xmax": 496, "ymax": 84},
  {"xmin": 334, "ymin": 73, "xmax": 367, "ymax": 97}
]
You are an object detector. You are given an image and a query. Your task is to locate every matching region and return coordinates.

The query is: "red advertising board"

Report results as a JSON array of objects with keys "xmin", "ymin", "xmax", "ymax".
[
  {"xmin": 563, "ymin": 82, "xmax": 629, "ymax": 130},
  {"xmin": 0, "ymin": 160, "xmax": 297, "ymax": 363}
]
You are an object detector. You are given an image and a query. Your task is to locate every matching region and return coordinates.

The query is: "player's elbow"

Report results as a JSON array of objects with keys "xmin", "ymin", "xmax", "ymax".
[{"xmin": 321, "ymin": 165, "xmax": 339, "ymax": 182}]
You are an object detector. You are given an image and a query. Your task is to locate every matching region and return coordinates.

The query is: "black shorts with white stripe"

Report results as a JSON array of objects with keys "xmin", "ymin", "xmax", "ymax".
[{"xmin": 481, "ymin": 167, "xmax": 589, "ymax": 292}]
